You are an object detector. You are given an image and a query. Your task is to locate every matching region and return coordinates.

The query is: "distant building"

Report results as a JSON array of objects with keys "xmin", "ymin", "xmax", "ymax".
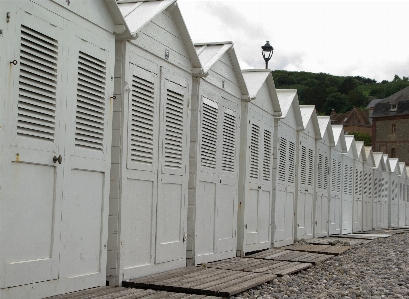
[
  {"xmin": 372, "ymin": 87, "xmax": 409, "ymax": 165},
  {"xmin": 366, "ymin": 97, "xmax": 383, "ymax": 124},
  {"xmin": 330, "ymin": 107, "xmax": 372, "ymax": 135}
]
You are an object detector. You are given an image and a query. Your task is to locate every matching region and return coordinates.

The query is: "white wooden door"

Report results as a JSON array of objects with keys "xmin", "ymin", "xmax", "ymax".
[
  {"xmin": 274, "ymin": 130, "xmax": 296, "ymax": 246},
  {"xmin": 244, "ymin": 108, "xmax": 272, "ymax": 251},
  {"xmin": 390, "ymin": 177, "xmax": 399, "ymax": 227},
  {"xmin": 329, "ymin": 152, "xmax": 342, "ymax": 235},
  {"xmin": 353, "ymin": 164, "xmax": 363, "ymax": 232},
  {"xmin": 363, "ymin": 166, "xmax": 373, "ymax": 231},
  {"xmin": 399, "ymin": 181, "xmax": 406, "ymax": 227},
  {"xmin": 316, "ymin": 147, "xmax": 329, "ymax": 237},
  {"xmin": 381, "ymin": 174, "xmax": 389, "ymax": 228},
  {"xmin": 373, "ymin": 171, "xmax": 382, "ymax": 230},
  {"xmin": 1, "ymin": 14, "xmax": 64, "ymax": 287},
  {"xmin": 406, "ymin": 183, "xmax": 409, "ymax": 226},
  {"xmin": 342, "ymin": 157, "xmax": 353, "ymax": 234},
  {"xmin": 156, "ymin": 70, "xmax": 189, "ymax": 264}
]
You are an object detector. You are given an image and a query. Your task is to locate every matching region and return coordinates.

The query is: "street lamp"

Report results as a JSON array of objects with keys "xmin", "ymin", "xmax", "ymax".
[{"xmin": 261, "ymin": 41, "xmax": 273, "ymax": 69}]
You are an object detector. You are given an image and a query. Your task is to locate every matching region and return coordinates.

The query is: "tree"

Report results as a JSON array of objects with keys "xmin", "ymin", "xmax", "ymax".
[
  {"xmin": 338, "ymin": 77, "xmax": 357, "ymax": 95},
  {"xmin": 347, "ymin": 88, "xmax": 367, "ymax": 108},
  {"xmin": 322, "ymin": 93, "xmax": 350, "ymax": 114},
  {"xmin": 349, "ymin": 132, "xmax": 372, "ymax": 146}
]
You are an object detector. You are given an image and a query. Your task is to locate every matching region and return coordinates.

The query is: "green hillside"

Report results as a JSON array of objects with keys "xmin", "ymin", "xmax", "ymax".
[{"xmin": 271, "ymin": 70, "xmax": 409, "ymax": 115}]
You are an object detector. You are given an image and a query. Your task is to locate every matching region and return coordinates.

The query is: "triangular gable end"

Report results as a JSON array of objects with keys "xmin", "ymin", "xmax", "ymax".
[
  {"xmin": 373, "ymin": 152, "xmax": 386, "ymax": 171},
  {"xmin": 355, "ymin": 141, "xmax": 366, "ymax": 162},
  {"xmin": 399, "ymin": 162, "xmax": 407, "ymax": 178},
  {"xmin": 194, "ymin": 42, "xmax": 249, "ymax": 99},
  {"xmin": 300, "ymin": 106, "xmax": 321, "ymax": 139},
  {"xmin": 332, "ymin": 125, "xmax": 347, "ymax": 153},
  {"xmin": 276, "ymin": 89, "xmax": 303, "ymax": 130},
  {"xmin": 119, "ymin": 0, "xmax": 203, "ymax": 74},
  {"xmin": 389, "ymin": 158, "xmax": 401, "ymax": 175},
  {"xmin": 317, "ymin": 116, "xmax": 335, "ymax": 146},
  {"xmin": 242, "ymin": 70, "xmax": 281, "ymax": 116},
  {"xmin": 344, "ymin": 135, "xmax": 358, "ymax": 158},
  {"xmin": 364, "ymin": 146, "xmax": 375, "ymax": 167},
  {"xmin": 382, "ymin": 154, "xmax": 391, "ymax": 172}
]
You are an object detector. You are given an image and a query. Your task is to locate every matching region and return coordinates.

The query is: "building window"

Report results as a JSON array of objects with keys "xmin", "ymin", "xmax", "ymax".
[
  {"xmin": 390, "ymin": 103, "xmax": 397, "ymax": 111},
  {"xmin": 391, "ymin": 124, "xmax": 396, "ymax": 134},
  {"xmin": 391, "ymin": 148, "xmax": 396, "ymax": 158}
]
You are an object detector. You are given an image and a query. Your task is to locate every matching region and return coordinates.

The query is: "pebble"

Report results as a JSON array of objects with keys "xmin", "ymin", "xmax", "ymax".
[{"xmin": 234, "ymin": 232, "xmax": 409, "ymax": 299}]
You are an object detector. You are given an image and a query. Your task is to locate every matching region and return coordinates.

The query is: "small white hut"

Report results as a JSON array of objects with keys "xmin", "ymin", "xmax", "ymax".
[
  {"xmin": 0, "ymin": 1, "xmax": 127, "ymax": 298},
  {"xmin": 372, "ymin": 152, "xmax": 386, "ymax": 230},
  {"xmin": 315, "ymin": 116, "xmax": 335, "ymax": 237},
  {"xmin": 237, "ymin": 70, "xmax": 281, "ymax": 255},
  {"xmin": 296, "ymin": 106, "xmax": 322, "ymax": 240},
  {"xmin": 329, "ymin": 125, "xmax": 347, "ymax": 235},
  {"xmin": 188, "ymin": 42, "xmax": 249, "ymax": 265},
  {"xmin": 272, "ymin": 89, "xmax": 303, "ymax": 246},
  {"xmin": 363, "ymin": 146, "xmax": 375, "ymax": 231},
  {"xmin": 398, "ymin": 162, "xmax": 407, "ymax": 227},
  {"xmin": 406, "ymin": 166, "xmax": 409, "ymax": 226},
  {"xmin": 352, "ymin": 141, "xmax": 365, "ymax": 233},
  {"xmin": 388, "ymin": 158, "xmax": 401, "ymax": 227},
  {"xmin": 108, "ymin": 0, "xmax": 204, "ymax": 285},
  {"xmin": 342, "ymin": 135, "xmax": 358, "ymax": 234}
]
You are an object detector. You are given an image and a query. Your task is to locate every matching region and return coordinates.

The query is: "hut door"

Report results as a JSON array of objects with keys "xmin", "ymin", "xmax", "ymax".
[
  {"xmin": 316, "ymin": 149, "xmax": 329, "ymax": 237},
  {"xmin": 406, "ymin": 183, "xmax": 409, "ymax": 226},
  {"xmin": 60, "ymin": 38, "xmax": 111, "ymax": 282},
  {"xmin": 245, "ymin": 108, "xmax": 272, "ymax": 247},
  {"xmin": 399, "ymin": 182, "xmax": 405, "ymax": 226},
  {"xmin": 274, "ymin": 130, "xmax": 295, "ymax": 246},
  {"xmin": 353, "ymin": 166, "xmax": 363, "ymax": 232},
  {"xmin": 215, "ymin": 102, "xmax": 239, "ymax": 253},
  {"xmin": 329, "ymin": 153, "xmax": 342, "ymax": 234},
  {"xmin": 1, "ymin": 13, "xmax": 64, "ymax": 287},
  {"xmin": 156, "ymin": 71, "xmax": 189, "ymax": 264}
]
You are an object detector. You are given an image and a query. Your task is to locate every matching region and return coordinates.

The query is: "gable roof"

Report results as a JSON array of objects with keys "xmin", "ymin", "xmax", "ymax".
[
  {"xmin": 332, "ymin": 125, "xmax": 347, "ymax": 153},
  {"xmin": 276, "ymin": 89, "xmax": 303, "ymax": 130},
  {"xmin": 399, "ymin": 162, "xmax": 407, "ymax": 178},
  {"xmin": 344, "ymin": 135, "xmax": 358, "ymax": 158},
  {"xmin": 330, "ymin": 107, "xmax": 370, "ymax": 127},
  {"xmin": 104, "ymin": 0, "xmax": 132, "ymax": 38},
  {"xmin": 372, "ymin": 86, "xmax": 409, "ymax": 117},
  {"xmin": 242, "ymin": 70, "xmax": 281, "ymax": 116},
  {"xmin": 299, "ymin": 105, "xmax": 321, "ymax": 139},
  {"xmin": 317, "ymin": 116, "xmax": 335, "ymax": 146},
  {"xmin": 355, "ymin": 141, "xmax": 366, "ymax": 161},
  {"xmin": 366, "ymin": 98, "xmax": 382, "ymax": 109},
  {"xmin": 382, "ymin": 154, "xmax": 391, "ymax": 172},
  {"xmin": 117, "ymin": 0, "xmax": 203, "ymax": 72},
  {"xmin": 373, "ymin": 152, "xmax": 386, "ymax": 170},
  {"xmin": 364, "ymin": 146, "xmax": 375, "ymax": 166},
  {"xmin": 389, "ymin": 158, "xmax": 401, "ymax": 175},
  {"xmin": 194, "ymin": 42, "xmax": 249, "ymax": 98}
]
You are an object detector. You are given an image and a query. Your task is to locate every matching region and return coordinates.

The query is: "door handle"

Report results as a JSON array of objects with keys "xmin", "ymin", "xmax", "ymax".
[{"xmin": 53, "ymin": 155, "xmax": 62, "ymax": 164}]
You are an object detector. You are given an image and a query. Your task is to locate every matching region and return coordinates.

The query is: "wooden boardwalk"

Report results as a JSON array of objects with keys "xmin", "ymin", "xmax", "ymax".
[{"xmin": 247, "ymin": 249, "xmax": 333, "ymax": 264}]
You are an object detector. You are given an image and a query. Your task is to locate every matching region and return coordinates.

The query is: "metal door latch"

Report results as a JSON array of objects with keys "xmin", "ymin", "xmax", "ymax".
[
  {"xmin": 183, "ymin": 234, "xmax": 187, "ymax": 242},
  {"xmin": 53, "ymin": 155, "xmax": 62, "ymax": 164}
]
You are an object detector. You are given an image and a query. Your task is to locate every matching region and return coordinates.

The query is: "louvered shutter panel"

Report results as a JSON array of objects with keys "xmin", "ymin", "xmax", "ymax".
[
  {"xmin": 359, "ymin": 170, "xmax": 363, "ymax": 196},
  {"xmin": 374, "ymin": 177, "xmax": 378, "ymax": 199},
  {"xmin": 363, "ymin": 172, "xmax": 368, "ymax": 196},
  {"xmin": 308, "ymin": 149, "xmax": 313, "ymax": 186},
  {"xmin": 249, "ymin": 123, "xmax": 260, "ymax": 179},
  {"xmin": 337, "ymin": 161, "xmax": 341, "ymax": 193},
  {"xmin": 278, "ymin": 138, "xmax": 287, "ymax": 182},
  {"xmin": 127, "ymin": 67, "xmax": 157, "ymax": 169},
  {"xmin": 221, "ymin": 109, "xmax": 236, "ymax": 172},
  {"xmin": 201, "ymin": 98, "xmax": 218, "ymax": 169},
  {"xmin": 17, "ymin": 25, "xmax": 58, "ymax": 142},
  {"xmin": 324, "ymin": 156, "xmax": 329, "ymax": 190},
  {"xmin": 349, "ymin": 166, "xmax": 353, "ymax": 195},
  {"xmin": 344, "ymin": 164, "xmax": 349, "ymax": 195},
  {"xmin": 288, "ymin": 141, "xmax": 295, "ymax": 184},
  {"xmin": 318, "ymin": 154, "xmax": 323, "ymax": 189},
  {"xmin": 163, "ymin": 81, "xmax": 186, "ymax": 170},
  {"xmin": 300, "ymin": 146, "xmax": 307, "ymax": 185},
  {"xmin": 262, "ymin": 129, "xmax": 271, "ymax": 181},
  {"xmin": 354, "ymin": 168, "xmax": 359, "ymax": 194},
  {"xmin": 75, "ymin": 52, "xmax": 106, "ymax": 150}
]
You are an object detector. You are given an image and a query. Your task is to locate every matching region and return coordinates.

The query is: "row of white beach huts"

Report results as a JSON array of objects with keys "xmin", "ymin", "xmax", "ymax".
[{"xmin": 1, "ymin": 0, "xmax": 408, "ymax": 298}]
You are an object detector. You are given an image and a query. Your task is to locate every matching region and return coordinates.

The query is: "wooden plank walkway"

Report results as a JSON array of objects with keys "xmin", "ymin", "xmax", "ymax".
[
  {"xmin": 123, "ymin": 267, "xmax": 276, "ymax": 297},
  {"xmin": 246, "ymin": 249, "xmax": 332, "ymax": 264},
  {"xmin": 45, "ymin": 287, "xmax": 220, "ymax": 299},
  {"xmin": 207, "ymin": 257, "xmax": 311, "ymax": 276},
  {"xmin": 306, "ymin": 237, "xmax": 371, "ymax": 246},
  {"xmin": 283, "ymin": 244, "xmax": 350, "ymax": 255}
]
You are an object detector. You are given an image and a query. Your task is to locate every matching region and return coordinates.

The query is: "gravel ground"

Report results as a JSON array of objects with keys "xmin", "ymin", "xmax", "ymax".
[{"xmin": 235, "ymin": 233, "xmax": 409, "ymax": 299}]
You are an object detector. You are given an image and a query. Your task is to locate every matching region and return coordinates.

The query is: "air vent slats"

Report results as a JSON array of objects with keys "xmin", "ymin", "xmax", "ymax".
[
  {"xmin": 222, "ymin": 110, "xmax": 236, "ymax": 172},
  {"xmin": 75, "ymin": 52, "xmax": 106, "ymax": 151},
  {"xmin": 200, "ymin": 98, "xmax": 218, "ymax": 169},
  {"xmin": 249, "ymin": 123, "xmax": 260, "ymax": 179}
]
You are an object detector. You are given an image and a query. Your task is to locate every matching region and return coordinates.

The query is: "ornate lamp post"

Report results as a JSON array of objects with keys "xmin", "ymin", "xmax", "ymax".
[{"xmin": 261, "ymin": 41, "xmax": 273, "ymax": 69}]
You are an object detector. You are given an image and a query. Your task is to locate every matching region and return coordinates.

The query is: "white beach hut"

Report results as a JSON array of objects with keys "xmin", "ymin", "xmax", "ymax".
[
  {"xmin": 0, "ymin": 1, "xmax": 127, "ymax": 298},
  {"xmin": 315, "ymin": 116, "xmax": 335, "ymax": 237},
  {"xmin": 406, "ymin": 166, "xmax": 409, "ymax": 226},
  {"xmin": 388, "ymin": 158, "xmax": 401, "ymax": 227},
  {"xmin": 372, "ymin": 152, "xmax": 386, "ymax": 230},
  {"xmin": 107, "ymin": 0, "xmax": 204, "ymax": 285},
  {"xmin": 296, "ymin": 106, "xmax": 322, "ymax": 240},
  {"xmin": 342, "ymin": 135, "xmax": 358, "ymax": 234},
  {"xmin": 363, "ymin": 146, "xmax": 375, "ymax": 231},
  {"xmin": 398, "ymin": 162, "xmax": 407, "ymax": 227},
  {"xmin": 329, "ymin": 126, "xmax": 347, "ymax": 235},
  {"xmin": 352, "ymin": 141, "xmax": 365, "ymax": 233},
  {"xmin": 237, "ymin": 70, "xmax": 281, "ymax": 255},
  {"xmin": 187, "ymin": 42, "xmax": 248, "ymax": 264},
  {"xmin": 272, "ymin": 90, "xmax": 303, "ymax": 246}
]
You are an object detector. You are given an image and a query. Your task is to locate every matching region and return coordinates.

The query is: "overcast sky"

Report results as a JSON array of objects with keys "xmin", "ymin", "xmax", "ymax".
[{"xmin": 178, "ymin": 0, "xmax": 409, "ymax": 82}]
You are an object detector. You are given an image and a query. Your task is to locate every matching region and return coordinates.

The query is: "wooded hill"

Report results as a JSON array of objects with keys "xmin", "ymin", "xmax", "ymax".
[{"xmin": 271, "ymin": 70, "xmax": 409, "ymax": 115}]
